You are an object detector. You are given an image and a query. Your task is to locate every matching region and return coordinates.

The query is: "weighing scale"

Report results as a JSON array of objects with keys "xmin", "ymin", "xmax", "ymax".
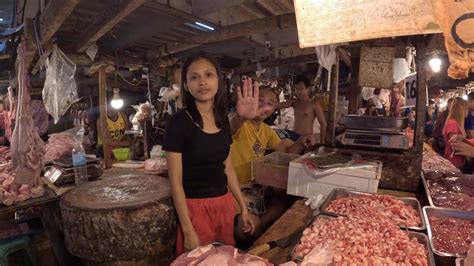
[{"xmin": 341, "ymin": 130, "xmax": 409, "ymax": 150}]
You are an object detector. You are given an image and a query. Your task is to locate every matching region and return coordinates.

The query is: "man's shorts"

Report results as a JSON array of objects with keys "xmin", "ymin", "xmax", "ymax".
[{"xmin": 274, "ymin": 128, "xmax": 301, "ymax": 142}]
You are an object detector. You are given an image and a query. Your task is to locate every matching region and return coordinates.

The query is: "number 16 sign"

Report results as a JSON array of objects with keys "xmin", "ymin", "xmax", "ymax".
[{"xmin": 404, "ymin": 72, "xmax": 428, "ymax": 108}]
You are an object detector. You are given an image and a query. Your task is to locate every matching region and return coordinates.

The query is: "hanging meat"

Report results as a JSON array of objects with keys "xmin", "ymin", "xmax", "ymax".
[{"xmin": 11, "ymin": 41, "xmax": 45, "ymax": 185}]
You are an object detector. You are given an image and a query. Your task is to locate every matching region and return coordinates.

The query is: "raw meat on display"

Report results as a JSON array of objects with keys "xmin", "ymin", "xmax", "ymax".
[
  {"xmin": 144, "ymin": 158, "xmax": 167, "ymax": 172},
  {"xmin": 10, "ymin": 41, "xmax": 45, "ymax": 185},
  {"xmin": 4, "ymin": 86, "xmax": 16, "ymax": 142},
  {"xmin": 0, "ymin": 161, "xmax": 44, "ymax": 206},
  {"xmin": 0, "ymin": 146, "xmax": 11, "ymax": 161},
  {"xmin": 171, "ymin": 245, "xmax": 272, "ymax": 266},
  {"xmin": 293, "ymin": 216, "xmax": 428, "ymax": 265},
  {"xmin": 424, "ymin": 170, "xmax": 474, "ymax": 211},
  {"xmin": 422, "ymin": 145, "xmax": 459, "ymax": 172},
  {"xmin": 430, "ymin": 216, "xmax": 473, "ymax": 255},
  {"xmin": 30, "ymin": 100, "xmax": 49, "ymax": 136},
  {"xmin": 326, "ymin": 194, "xmax": 421, "ymax": 228},
  {"xmin": 44, "ymin": 131, "xmax": 77, "ymax": 162}
]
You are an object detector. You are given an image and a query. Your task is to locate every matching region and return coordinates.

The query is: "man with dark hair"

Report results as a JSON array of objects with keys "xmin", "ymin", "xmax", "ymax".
[
  {"xmin": 466, "ymin": 92, "xmax": 474, "ymax": 139},
  {"xmin": 279, "ymin": 75, "xmax": 327, "ymax": 144}
]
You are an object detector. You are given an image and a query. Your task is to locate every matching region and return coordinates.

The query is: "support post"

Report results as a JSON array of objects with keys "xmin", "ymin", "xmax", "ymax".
[
  {"xmin": 98, "ymin": 67, "xmax": 112, "ymax": 168},
  {"xmin": 326, "ymin": 60, "xmax": 339, "ymax": 145},
  {"xmin": 414, "ymin": 41, "xmax": 428, "ymax": 154},
  {"xmin": 348, "ymin": 47, "xmax": 361, "ymax": 114}
]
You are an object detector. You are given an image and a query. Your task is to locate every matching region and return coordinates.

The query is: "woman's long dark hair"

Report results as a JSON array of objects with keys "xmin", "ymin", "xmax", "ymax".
[{"xmin": 181, "ymin": 53, "xmax": 228, "ymax": 129}]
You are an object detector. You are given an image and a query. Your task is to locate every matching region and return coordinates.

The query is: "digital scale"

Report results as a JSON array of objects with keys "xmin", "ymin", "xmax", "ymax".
[{"xmin": 341, "ymin": 130, "xmax": 409, "ymax": 150}]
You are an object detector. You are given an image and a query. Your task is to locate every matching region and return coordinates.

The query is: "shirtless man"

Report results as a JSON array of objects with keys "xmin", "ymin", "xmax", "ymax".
[{"xmin": 279, "ymin": 75, "xmax": 327, "ymax": 144}]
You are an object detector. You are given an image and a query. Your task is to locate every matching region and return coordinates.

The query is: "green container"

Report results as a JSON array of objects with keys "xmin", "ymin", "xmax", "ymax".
[{"xmin": 112, "ymin": 148, "xmax": 130, "ymax": 161}]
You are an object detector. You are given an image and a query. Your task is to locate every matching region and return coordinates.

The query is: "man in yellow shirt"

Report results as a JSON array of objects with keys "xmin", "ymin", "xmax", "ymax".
[
  {"xmin": 97, "ymin": 109, "xmax": 130, "ymax": 158},
  {"xmin": 230, "ymin": 79, "xmax": 315, "ymax": 245}
]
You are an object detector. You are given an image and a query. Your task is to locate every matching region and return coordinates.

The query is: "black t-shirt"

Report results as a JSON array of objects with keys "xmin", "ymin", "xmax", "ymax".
[{"xmin": 163, "ymin": 110, "xmax": 232, "ymax": 198}]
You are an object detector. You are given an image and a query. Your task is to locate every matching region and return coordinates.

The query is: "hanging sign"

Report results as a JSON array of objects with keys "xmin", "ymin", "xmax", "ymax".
[
  {"xmin": 294, "ymin": 0, "xmax": 441, "ymax": 48},
  {"xmin": 358, "ymin": 47, "xmax": 395, "ymax": 88},
  {"xmin": 404, "ymin": 73, "xmax": 428, "ymax": 108}
]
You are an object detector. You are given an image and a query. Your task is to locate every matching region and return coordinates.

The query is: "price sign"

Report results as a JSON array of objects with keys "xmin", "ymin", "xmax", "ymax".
[{"xmin": 405, "ymin": 73, "xmax": 417, "ymax": 107}]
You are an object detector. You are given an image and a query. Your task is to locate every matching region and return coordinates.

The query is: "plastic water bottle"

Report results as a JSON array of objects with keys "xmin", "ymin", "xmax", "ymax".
[{"xmin": 72, "ymin": 142, "xmax": 88, "ymax": 185}]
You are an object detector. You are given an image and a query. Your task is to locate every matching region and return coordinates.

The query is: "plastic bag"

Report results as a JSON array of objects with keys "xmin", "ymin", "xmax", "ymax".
[
  {"xmin": 301, "ymin": 241, "xmax": 336, "ymax": 266},
  {"xmin": 42, "ymin": 45, "xmax": 79, "ymax": 124},
  {"xmin": 302, "ymin": 153, "xmax": 377, "ymax": 179}
]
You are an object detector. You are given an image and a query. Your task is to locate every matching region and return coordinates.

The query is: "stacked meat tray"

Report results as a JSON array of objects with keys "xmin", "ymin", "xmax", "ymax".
[
  {"xmin": 291, "ymin": 188, "xmax": 434, "ymax": 265},
  {"xmin": 421, "ymin": 145, "xmax": 474, "ymax": 264}
]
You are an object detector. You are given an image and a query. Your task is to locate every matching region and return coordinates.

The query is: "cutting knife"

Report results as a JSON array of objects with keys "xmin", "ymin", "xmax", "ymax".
[{"xmin": 248, "ymin": 228, "xmax": 303, "ymax": 256}]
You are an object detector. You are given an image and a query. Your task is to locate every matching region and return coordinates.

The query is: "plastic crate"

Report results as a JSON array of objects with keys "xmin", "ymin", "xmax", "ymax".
[{"xmin": 251, "ymin": 152, "xmax": 300, "ymax": 189}]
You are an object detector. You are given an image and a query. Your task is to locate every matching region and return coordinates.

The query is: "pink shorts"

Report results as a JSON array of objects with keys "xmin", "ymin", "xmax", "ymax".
[{"xmin": 176, "ymin": 192, "xmax": 235, "ymax": 255}]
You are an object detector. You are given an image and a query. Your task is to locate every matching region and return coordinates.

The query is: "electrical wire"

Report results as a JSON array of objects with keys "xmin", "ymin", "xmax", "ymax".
[
  {"xmin": 33, "ymin": 16, "xmax": 46, "ymax": 70},
  {"xmin": 117, "ymin": 71, "xmax": 143, "ymax": 86},
  {"xmin": 145, "ymin": 69, "xmax": 154, "ymax": 127}
]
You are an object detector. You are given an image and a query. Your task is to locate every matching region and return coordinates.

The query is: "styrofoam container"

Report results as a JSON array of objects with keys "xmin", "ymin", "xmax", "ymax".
[{"xmin": 287, "ymin": 152, "xmax": 382, "ymax": 198}]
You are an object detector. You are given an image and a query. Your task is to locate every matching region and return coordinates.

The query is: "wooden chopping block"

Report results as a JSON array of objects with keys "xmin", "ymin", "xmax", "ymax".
[{"xmin": 60, "ymin": 176, "xmax": 176, "ymax": 264}]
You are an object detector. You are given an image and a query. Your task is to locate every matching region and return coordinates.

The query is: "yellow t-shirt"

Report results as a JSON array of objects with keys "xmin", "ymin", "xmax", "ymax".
[
  {"xmin": 230, "ymin": 120, "xmax": 281, "ymax": 186},
  {"xmin": 98, "ymin": 113, "xmax": 126, "ymax": 145}
]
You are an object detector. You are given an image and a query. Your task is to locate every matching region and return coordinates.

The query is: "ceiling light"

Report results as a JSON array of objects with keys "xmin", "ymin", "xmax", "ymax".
[
  {"xmin": 463, "ymin": 94, "xmax": 468, "ymax": 101},
  {"xmin": 111, "ymin": 88, "xmax": 124, "ymax": 109},
  {"xmin": 195, "ymin": 21, "xmax": 214, "ymax": 31},
  {"xmin": 429, "ymin": 55, "xmax": 442, "ymax": 73}
]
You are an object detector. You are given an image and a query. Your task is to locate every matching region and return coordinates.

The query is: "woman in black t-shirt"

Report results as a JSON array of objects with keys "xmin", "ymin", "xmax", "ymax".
[{"xmin": 163, "ymin": 53, "xmax": 257, "ymax": 255}]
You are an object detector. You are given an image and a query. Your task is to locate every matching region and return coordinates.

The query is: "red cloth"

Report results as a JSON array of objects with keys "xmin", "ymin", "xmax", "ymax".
[
  {"xmin": 444, "ymin": 119, "xmax": 465, "ymax": 168},
  {"xmin": 176, "ymin": 192, "xmax": 235, "ymax": 256}
]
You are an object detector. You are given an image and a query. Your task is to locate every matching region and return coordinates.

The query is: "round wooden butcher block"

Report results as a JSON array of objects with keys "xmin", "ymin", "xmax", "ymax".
[
  {"xmin": 61, "ymin": 175, "xmax": 169, "ymax": 210},
  {"xmin": 60, "ymin": 175, "xmax": 176, "ymax": 264}
]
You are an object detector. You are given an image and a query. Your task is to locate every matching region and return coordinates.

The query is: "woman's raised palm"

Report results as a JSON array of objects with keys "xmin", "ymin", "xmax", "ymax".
[{"xmin": 236, "ymin": 77, "xmax": 259, "ymax": 120}]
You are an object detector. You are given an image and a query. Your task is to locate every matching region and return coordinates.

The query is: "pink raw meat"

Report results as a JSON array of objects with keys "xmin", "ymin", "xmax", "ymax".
[
  {"xmin": 11, "ymin": 41, "xmax": 45, "ymax": 185},
  {"xmin": 44, "ymin": 131, "xmax": 76, "ymax": 161},
  {"xmin": 197, "ymin": 252, "xmax": 233, "ymax": 266},
  {"xmin": 171, "ymin": 245, "xmax": 271, "ymax": 266}
]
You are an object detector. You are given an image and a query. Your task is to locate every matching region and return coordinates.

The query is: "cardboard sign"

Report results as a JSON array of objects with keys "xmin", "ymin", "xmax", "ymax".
[
  {"xmin": 294, "ymin": 0, "xmax": 441, "ymax": 47},
  {"xmin": 404, "ymin": 72, "xmax": 428, "ymax": 108},
  {"xmin": 359, "ymin": 47, "xmax": 395, "ymax": 88},
  {"xmin": 434, "ymin": 1, "xmax": 474, "ymax": 79},
  {"xmin": 404, "ymin": 73, "xmax": 417, "ymax": 107}
]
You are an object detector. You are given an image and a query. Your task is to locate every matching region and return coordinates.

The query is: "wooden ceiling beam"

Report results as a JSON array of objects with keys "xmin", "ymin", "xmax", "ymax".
[
  {"xmin": 75, "ymin": 0, "xmax": 146, "ymax": 52},
  {"xmin": 255, "ymin": 0, "xmax": 279, "ymax": 16},
  {"xmin": 154, "ymin": 13, "xmax": 296, "ymax": 56},
  {"xmin": 144, "ymin": 1, "xmax": 208, "ymax": 24},
  {"xmin": 277, "ymin": 0, "xmax": 295, "ymax": 12},
  {"xmin": 40, "ymin": 0, "xmax": 80, "ymax": 45},
  {"xmin": 191, "ymin": 0, "xmax": 251, "ymax": 16},
  {"xmin": 234, "ymin": 52, "xmax": 318, "ymax": 74},
  {"xmin": 25, "ymin": 0, "xmax": 79, "ymax": 69},
  {"xmin": 239, "ymin": 4, "xmax": 266, "ymax": 19}
]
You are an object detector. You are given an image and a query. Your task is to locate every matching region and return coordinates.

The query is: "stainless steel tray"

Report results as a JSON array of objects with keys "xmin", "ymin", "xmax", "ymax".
[
  {"xmin": 423, "ymin": 206, "xmax": 474, "ymax": 257},
  {"xmin": 289, "ymin": 214, "xmax": 435, "ymax": 265},
  {"xmin": 320, "ymin": 188, "xmax": 426, "ymax": 230},
  {"xmin": 421, "ymin": 172, "xmax": 437, "ymax": 208},
  {"xmin": 343, "ymin": 115, "xmax": 409, "ymax": 132}
]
